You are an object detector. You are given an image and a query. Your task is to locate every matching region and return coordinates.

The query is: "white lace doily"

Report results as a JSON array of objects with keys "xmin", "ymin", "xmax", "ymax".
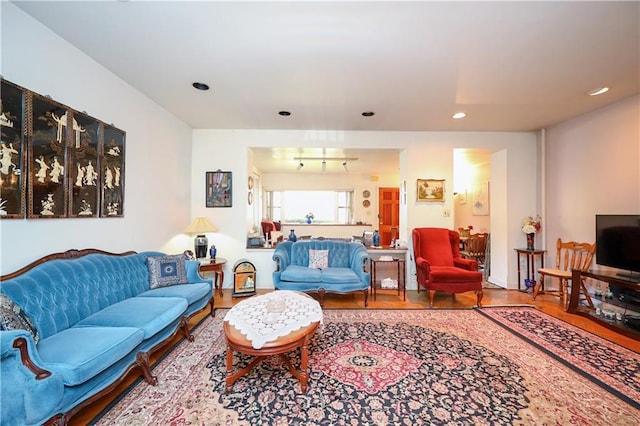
[{"xmin": 224, "ymin": 290, "xmax": 323, "ymax": 349}]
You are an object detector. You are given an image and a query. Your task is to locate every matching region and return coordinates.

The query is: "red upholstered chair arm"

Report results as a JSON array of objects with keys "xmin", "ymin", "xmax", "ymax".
[
  {"xmin": 453, "ymin": 257, "xmax": 478, "ymax": 271},
  {"xmin": 415, "ymin": 257, "xmax": 431, "ymax": 273},
  {"xmin": 415, "ymin": 256, "xmax": 431, "ymax": 283}
]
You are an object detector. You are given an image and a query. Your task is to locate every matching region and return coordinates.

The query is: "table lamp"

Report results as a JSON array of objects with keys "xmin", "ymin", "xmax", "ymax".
[{"xmin": 184, "ymin": 217, "xmax": 217, "ymax": 259}]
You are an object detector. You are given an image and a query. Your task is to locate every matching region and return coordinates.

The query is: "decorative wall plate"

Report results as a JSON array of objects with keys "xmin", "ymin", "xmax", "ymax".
[
  {"xmin": 362, "ymin": 199, "xmax": 371, "ymax": 207},
  {"xmin": 363, "ymin": 190, "xmax": 371, "ymax": 198}
]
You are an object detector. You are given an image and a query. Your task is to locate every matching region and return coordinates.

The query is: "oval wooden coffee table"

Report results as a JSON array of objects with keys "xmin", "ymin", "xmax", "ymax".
[{"xmin": 224, "ymin": 319, "xmax": 320, "ymax": 393}]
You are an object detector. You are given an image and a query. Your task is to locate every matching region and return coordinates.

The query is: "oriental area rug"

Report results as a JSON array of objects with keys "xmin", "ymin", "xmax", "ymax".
[{"xmin": 93, "ymin": 307, "xmax": 640, "ymax": 425}]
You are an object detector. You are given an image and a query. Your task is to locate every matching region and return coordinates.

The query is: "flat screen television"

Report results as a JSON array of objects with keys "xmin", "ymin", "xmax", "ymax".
[{"xmin": 595, "ymin": 214, "xmax": 640, "ymax": 278}]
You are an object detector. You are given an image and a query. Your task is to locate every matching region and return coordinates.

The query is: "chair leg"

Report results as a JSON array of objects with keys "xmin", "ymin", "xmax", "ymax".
[
  {"xmin": 428, "ymin": 290, "xmax": 436, "ymax": 307},
  {"xmin": 532, "ymin": 273, "xmax": 545, "ymax": 299},
  {"xmin": 561, "ymin": 279, "xmax": 569, "ymax": 311},
  {"xmin": 476, "ymin": 290, "xmax": 483, "ymax": 308}
]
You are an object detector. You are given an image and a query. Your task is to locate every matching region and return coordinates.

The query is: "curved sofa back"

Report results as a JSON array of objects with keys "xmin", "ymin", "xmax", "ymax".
[
  {"xmin": 0, "ymin": 251, "xmax": 163, "ymax": 339},
  {"xmin": 286, "ymin": 240, "xmax": 364, "ymax": 268}
]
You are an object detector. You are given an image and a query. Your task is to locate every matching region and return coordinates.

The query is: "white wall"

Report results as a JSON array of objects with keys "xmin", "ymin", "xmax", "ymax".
[
  {"xmin": 0, "ymin": 3, "xmax": 193, "ymax": 274},
  {"xmin": 192, "ymin": 129, "xmax": 538, "ymax": 290},
  {"xmin": 543, "ymin": 95, "xmax": 640, "ymax": 260}
]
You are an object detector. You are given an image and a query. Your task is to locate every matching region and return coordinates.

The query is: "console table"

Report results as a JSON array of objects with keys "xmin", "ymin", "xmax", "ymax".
[
  {"xmin": 514, "ymin": 248, "xmax": 546, "ymax": 291},
  {"xmin": 569, "ymin": 269, "xmax": 640, "ymax": 339}
]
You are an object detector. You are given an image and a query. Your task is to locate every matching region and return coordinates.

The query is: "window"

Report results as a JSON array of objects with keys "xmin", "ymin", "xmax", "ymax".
[{"xmin": 265, "ymin": 190, "xmax": 354, "ymax": 224}]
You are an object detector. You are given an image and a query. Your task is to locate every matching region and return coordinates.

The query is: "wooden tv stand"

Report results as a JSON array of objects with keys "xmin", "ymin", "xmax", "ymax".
[{"xmin": 569, "ymin": 269, "xmax": 640, "ymax": 340}]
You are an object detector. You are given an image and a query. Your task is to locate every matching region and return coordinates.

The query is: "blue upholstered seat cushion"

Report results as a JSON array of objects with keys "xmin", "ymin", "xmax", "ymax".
[
  {"xmin": 139, "ymin": 282, "xmax": 210, "ymax": 305},
  {"xmin": 280, "ymin": 265, "xmax": 322, "ymax": 282},
  {"xmin": 0, "ymin": 294, "xmax": 40, "ymax": 344},
  {"xmin": 75, "ymin": 297, "xmax": 188, "ymax": 339},
  {"xmin": 320, "ymin": 268, "xmax": 361, "ymax": 284},
  {"xmin": 37, "ymin": 326, "xmax": 144, "ymax": 386},
  {"xmin": 147, "ymin": 255, "xmax": 188, "ymax": 289}
]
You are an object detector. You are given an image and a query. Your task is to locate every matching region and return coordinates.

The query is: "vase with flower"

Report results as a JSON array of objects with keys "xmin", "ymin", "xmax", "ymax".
[
  {"xmin": 305, "ymin": 212, "xmax": 314, "ymax": 224},
  {"xmin": 522, "ymin": 215, "xmax": 541, "ymax": 250}
]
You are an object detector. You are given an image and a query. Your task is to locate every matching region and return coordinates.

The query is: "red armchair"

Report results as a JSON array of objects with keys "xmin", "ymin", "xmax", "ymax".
[
  {"xmin": 261, "ymin": 220, "xmax": 283, "ymax": 244},
  {"xmin": 412, "ymin": 227, "xmax": 483, "ymax": 307}
]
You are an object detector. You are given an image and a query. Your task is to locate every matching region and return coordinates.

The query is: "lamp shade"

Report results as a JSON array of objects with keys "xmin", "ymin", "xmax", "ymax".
[{"xmin": 184, "ymin": 217, "xmax": 217, "ymax": 234}]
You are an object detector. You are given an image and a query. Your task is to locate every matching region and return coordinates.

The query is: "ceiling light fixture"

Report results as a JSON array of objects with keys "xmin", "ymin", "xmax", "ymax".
[
  {"xmin": 279, "ymin": 111, "xmax": 291, "ymax": 116},
  {"xmin": 362, "ymin": 111, "xmax": 375, "ymax": 117},
  {"xmin": 452, "ymin": 112, "xmax": 467, "ymax": 119},
  {"xmin": 192, "ymin": 82, "xmax": 210, "ymax": 91},
  {"xmin": 587, "ymin": 87, "xmax": 609, "ymax": 96},
  {"xmin": 293, "ymin": 157, "xmax": 358, "ymax": 172}
]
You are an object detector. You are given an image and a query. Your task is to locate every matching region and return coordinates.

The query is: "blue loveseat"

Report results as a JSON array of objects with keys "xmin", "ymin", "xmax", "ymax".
[
  {"xmin": 272, "ymin": 240, "xmax": 370, "ymax": 306},
  {"xmin": 0, "ymin": 249, "xmax": 213, "ymax": 426}
]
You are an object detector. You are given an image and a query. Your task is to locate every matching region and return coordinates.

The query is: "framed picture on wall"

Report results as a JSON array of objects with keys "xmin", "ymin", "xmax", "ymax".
[
  {"xmin": 206, "ymin": 170, "xmax": 232, "ymax": 207},
  {"xmin": 471, "ymin": 182, "xmax": 490, "ymax": 215},
  {"xmin": 69, "ymin": 111, "xmax": 100, "ymax": 218},
  {"xmin": 100, "ymin": 124, "xmax": 126, "ymax": 217},
  {"xmin": 0, "ymin": 80, "xmax": 27, "ymax": 218},
  {"xmin": 417, "ymin": 179, "xmax": 445, "ymax": 202},
  {"xmin": 28, "ymin": 94, "xmax": 69, "ymax": 218}
]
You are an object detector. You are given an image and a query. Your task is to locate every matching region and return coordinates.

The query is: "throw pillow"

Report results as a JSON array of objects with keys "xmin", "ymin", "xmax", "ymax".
[
  {"xmin": 309, "ymin": 249, "xmax": 329, "ymax": 269},
  {"xmin": 148, "ymin": 254, "xmax": 188, "ymax": 289},
  {"xmin": 0, "ymin": 293, "xmax": 40, "ymax": 344}
]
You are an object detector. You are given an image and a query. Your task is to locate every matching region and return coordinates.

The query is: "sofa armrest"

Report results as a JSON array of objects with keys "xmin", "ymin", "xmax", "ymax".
[
  {"xmin": 185, "ymin": 260, "xmax": 213, "ymax": 287},
  {"xmin": 453, "ymin": 257, "xmax": 478, "ymax": 271},
  {"xmin": 272, "ymin": 242, "xmax": 292, "ymax": 272},
  {"xmin": 349, "ymin": 245, "xmax": 371, "ymax": 285},
  {"xmin": 1, "ymin": 331, "xmax": 65, "ymax": 426}
]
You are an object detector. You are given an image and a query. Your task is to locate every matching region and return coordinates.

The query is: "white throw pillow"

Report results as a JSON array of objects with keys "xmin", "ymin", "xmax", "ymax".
[{"xmin": 309, "ymin": 249, "xmax": 329, "ymax": 269}]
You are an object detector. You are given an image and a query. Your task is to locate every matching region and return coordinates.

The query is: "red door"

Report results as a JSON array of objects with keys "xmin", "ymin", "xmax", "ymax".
[{"xmin": 378, "ymin": 187, "xmax": 400, "ymax": 247}]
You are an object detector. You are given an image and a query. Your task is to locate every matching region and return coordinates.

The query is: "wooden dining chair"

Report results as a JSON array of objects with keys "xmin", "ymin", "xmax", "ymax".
[
  {"xmin": 532, "ymin": 238, "xmax": 596, "ymax": 311},
  {"xmin": 460, "ymin": 233, "xmax": 489, "ymax": 274}
]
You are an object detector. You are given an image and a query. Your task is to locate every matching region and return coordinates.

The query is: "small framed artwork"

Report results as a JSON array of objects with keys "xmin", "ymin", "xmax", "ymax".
[
  {"xmin": 233, "ymin": 260, "xmax": 256, "ymax": 298},
  {"xmin": 417, "ymin": 179, "xmax": 445, "ymax": 202},
  {"xmin": 0, "ymin": 80, "xmax": 27, "ymax": 218},
  {"xmin": 471, "ymin": 182, "xmax": 490, "ymax": 215},
  {"xmin": 206, "ymin": 170, "xmax": 232, "ymax": 207}
]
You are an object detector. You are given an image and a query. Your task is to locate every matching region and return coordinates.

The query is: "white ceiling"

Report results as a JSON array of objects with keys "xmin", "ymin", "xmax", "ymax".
[{"xmin": 12, "ymin": 1, "xmax": 639, "ymax": 174}]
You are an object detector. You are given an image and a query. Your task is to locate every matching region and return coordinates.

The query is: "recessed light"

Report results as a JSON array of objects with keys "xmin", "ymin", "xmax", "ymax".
[
  {"xmin": 452, "ymin": 112, "xmax": 466, "ymax": 119},
  {"xmin": 362, "ymin": 111, "xmax": 375, "ymax": 117},
  {"xmin": 587, "ymin": 87, "xmax": 609, "ymax": 96},
  {"xmin": 279, "ymin": 111, "xmax": 291, "ymax": 116},
  {"xmin": 192, "ymin": 82, "xmax": 209, "ymax": 91}
]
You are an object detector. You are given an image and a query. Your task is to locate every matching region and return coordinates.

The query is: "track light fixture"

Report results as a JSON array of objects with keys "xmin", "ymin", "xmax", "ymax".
[{"xmin": 294, "ymin": 156, "xmax": 358, "ymax": 173}]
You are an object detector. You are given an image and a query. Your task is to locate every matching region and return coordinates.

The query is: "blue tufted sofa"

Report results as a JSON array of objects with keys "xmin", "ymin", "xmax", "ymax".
[
  {"xmin": 0, "ymin": 249, "xmax": 213, "ymax": 426},
  {"xmin": 272, "ymin": 240, "xmax": 370, "ymax": 306}
]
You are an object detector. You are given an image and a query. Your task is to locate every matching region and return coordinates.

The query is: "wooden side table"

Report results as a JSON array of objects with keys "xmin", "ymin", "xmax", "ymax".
[
  {"xmin": 514, "ymin": 249, "xmax": 546, "ymax": 291},
  {"xmin": 199, "ymin": 258, "xmax": 226, "ymax": 297},
  {"xmin": 371, "ymin": 257, "xmax": 406, "ymax": 301}
]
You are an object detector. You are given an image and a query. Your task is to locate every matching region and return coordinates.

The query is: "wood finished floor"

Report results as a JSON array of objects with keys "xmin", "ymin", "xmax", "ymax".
[{"xmin": 70, "ymin": 288, "xmax": 640, "ymax": 425}]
